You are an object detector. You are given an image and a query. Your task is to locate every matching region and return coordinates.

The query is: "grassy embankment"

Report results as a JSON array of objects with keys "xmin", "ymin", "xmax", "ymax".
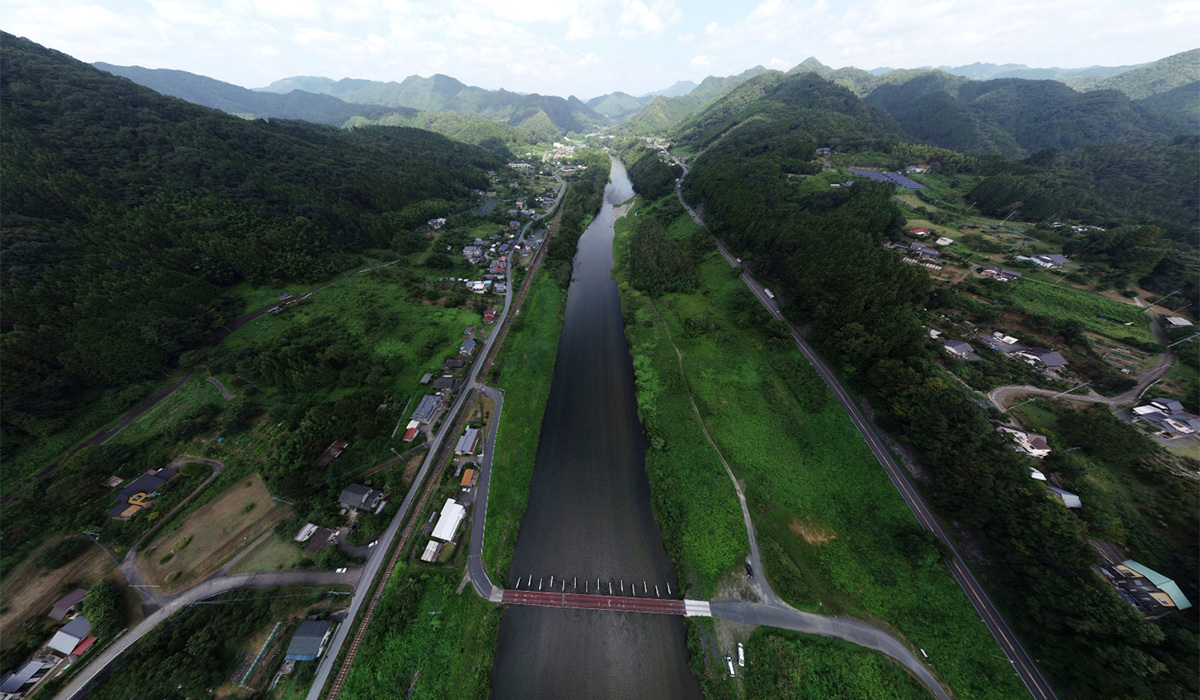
[
  {"xmin": 612, "ymin": 195, "xmax": 1025, "ymax": 699},
  {"xmin": 480, "ymin": 269, "xmax": 565, "ymax": 582},
  {"xmin": 339, "ymin": 567, "xmax": 497, "ymax": 700},
  {"xmin": 686, "ymin": 621, "xmax": 933, "ymax": 700}
]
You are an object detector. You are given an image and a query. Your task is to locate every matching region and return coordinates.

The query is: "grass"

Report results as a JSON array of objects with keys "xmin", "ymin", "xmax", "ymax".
[
  {"xmin": 339, "ymin": 566, "xmax": 497, "ymax": 700},
  {"xmin": 613, "ymin": 198, "xmax": 1025, "ymax": 699},
  {"xmin": 230, "ymin": 532, "xmax": 305, "ymax": 574},
  {"xmin": 140, "ymin": 473, "xmax": 285, "ymax": 590},
  {"xmin": 481, "ymin": 270, "xmax": 565, "ymax": 582}
]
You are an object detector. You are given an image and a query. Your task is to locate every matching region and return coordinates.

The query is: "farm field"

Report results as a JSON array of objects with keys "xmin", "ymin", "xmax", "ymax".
[
  {"xmin": 480, "ymin": 269, "xmax": 566, "ymax": 582},
  {"xmin": 613, "ymin": 196, "xmax": 1025, "ymax": 699},
  {"xmin": 1005, "ymin": 281, "xmax": 1157, "ymax": 345},
  {"xmin": 140, "ymin": 473, "xmax": 287, "ymax": 590},
  {"xmin": 230, "ymin": 532, "xmax": 305, "ymax": 574}
]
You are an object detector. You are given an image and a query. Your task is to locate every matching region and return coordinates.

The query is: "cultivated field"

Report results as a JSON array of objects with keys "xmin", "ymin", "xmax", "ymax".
[{"xmin": 140, "ymin": 473, "xmax": 286, "ymax": 589}]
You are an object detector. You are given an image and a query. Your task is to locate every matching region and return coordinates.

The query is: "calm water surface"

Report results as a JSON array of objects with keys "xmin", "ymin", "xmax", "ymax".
[{"xmin": 490, "ymin": 157, "xmax": 701, "ymax": 699}]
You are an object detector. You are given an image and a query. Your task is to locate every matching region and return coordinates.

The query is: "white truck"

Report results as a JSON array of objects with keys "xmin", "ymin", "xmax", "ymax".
[{"xmin": 763, "ymin": 288, "xmax": 775, "ymax": 300}]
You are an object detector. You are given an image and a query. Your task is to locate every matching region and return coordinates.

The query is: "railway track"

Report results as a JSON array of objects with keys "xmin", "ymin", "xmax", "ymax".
[{"xmin": 324, "ymin": 429, "xmax": 459, "ymax": 699}]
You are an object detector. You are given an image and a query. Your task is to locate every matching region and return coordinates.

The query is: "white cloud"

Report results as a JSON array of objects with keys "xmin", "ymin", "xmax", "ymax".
[
  {"xmin": 691, "ymin": 54, "xmax": 711, "ymax": 66},
  {"xmin": 617, "ymin": 0, "xmax": 682, "ymax": 38}
]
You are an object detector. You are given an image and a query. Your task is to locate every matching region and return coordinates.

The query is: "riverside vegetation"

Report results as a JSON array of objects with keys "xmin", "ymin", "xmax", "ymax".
[{"xmin": 612, "ymin": 194, "xmax": 1023, "ymax": 698}]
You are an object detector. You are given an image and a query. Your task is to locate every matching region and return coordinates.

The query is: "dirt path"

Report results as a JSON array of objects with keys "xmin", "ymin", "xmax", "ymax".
[{"xmin": 206, "ymin": 376, "xmax": 236, "ymax": 401}]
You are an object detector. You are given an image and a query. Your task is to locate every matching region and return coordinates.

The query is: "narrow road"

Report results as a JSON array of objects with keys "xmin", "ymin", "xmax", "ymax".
[
  {"xmin": 989, "ymin": 322, "xmax": 1174, "ymax": 411},
  {"xmin": 674, "ymin": 165, "xmax": 1058, "ymax": 700}
]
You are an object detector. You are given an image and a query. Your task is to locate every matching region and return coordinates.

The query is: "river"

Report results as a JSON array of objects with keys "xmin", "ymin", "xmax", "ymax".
[{"xmin": 490, "ymin": 157, "xmax": 701, "ymax": 698}]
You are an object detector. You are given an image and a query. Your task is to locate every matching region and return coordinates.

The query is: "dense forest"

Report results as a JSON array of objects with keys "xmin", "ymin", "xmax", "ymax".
[
  {"xmin": 0, "ymin": 34, "xmax": 498, "ymax": 467},
  {"xmin": 616, "ymin": 141, "xmax": 683, "ymax": 201},
  {"xmin": 679, "ymin": 71, "xmax": 1198, "ymax": 700}
]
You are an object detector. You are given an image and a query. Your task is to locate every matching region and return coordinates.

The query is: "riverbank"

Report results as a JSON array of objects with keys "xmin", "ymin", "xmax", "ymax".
[{"xmin": 611, "ymin": 193, "xmax": 1024, "ymax": 699}]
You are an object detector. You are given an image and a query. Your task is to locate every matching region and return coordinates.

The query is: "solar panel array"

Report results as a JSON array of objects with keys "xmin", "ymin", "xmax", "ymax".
[{"xmin": 848, "ymin": 168, "xmax": 925, "ymax": 190}]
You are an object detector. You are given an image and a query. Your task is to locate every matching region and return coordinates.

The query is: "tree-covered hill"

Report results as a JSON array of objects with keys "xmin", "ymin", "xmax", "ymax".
[
  {"xmin": 618, "ymin": 65, "xmax": 768, "ymax": 136},
  {"xmin": 672, "ymin": 71, "xmax": 901, "ymax": 152},
  {"xmin": 92, "ymin": 63, "xmax": 414, "ymax": 126},
  {"xmin": 585, "ymin": 91, "xmax": 646, "ymax": 122},
  {"xmin": 1065, "ymin": 48, "xmax": 1200, "ymax": 99},
  {"xmin": 345, "ymin": 110, "xmax": 535, "ymax": 159},
  {"xmin": 259, "ymin": 72, "xmax": 609, "ymax": 138},
  {"xmin": 863, "ymin": 73, "xmax": 1179, "ymax": 156},
  {"xmin": 0, "ymin": 33, "xmax": 498, "ymax": 461}
]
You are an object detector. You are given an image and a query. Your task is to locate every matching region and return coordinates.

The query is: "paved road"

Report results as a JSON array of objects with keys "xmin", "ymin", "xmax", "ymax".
[
  {"xmin": 674, "ymin": 165, "xmax": 1058, "ymax": 700},
  {"xmin": 467, "ymin": 386, "xmax": 503, "ymax": 602},
  {"xmin": 989, "ymin": 321, "xmax": 1174, "ymax": 411},
  {"xmin": 709, "ymin": 602, "xmax": 950, "ymax": 700},
  {"xmin": 311, "ymin": 174, "xmax": 565, "ymax": 699},
  {"xmin": 53, "ymin": 568, "xmax": 357, "ymax": 700}
]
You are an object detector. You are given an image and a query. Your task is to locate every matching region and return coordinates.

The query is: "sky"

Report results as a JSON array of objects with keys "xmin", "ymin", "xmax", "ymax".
[{"xmin": 3, "ymin": 0, "xmax": 1197, "ymax": 98}]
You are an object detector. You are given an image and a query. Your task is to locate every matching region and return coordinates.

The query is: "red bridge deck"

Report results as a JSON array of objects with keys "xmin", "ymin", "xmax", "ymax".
[{"xmin": 502, "ymin": 590, "xmax": 686, "ymax": 615}]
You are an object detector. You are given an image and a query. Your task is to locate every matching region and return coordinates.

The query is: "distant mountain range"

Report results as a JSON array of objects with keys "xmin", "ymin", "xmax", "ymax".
[
  {"xmin": 93, "ymin": 47, "xmax": 1197, "ymax": 154},
  {"xmin": 257, "ymin": 73, "xmax": 608, "ymax": 138},
  {"xmin": 94, "ymin": 63, "xmax": 414, "ymax": 126},
  {"xmin": 870, "ymin": 61, "xmax": 1143, "ymax": 81}
]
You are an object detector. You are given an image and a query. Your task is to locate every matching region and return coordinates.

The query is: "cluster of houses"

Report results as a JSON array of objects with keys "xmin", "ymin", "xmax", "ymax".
[
  {"xmin": 544, "ymin": 142, "xmax": 577, "ymax": 161},
  {"xmin": 1131, "ymin": 397, "xmax": 1200, "ymax": 438},
  {"xmin": 979, "ymin": 266, "xmax": 1023, "ymax": 282},
  {"xmin": 267, "ymin": 290, "xmax": 307, "ymax": 316},
  {"xmin": 891, "ymin": 240, "xmax": 943, "ymax": 262},
  {"xmin": 1015, "ymin": 253, "xmax": 1070, "ymax": 269},
  {"xmin": 0, "ymin": 590, "xmax": 99, "ymax": 698},
  {"xmin": 427, "ymin": 217, "xmax": 447, "ymax": 230},
  {"xmin": 978, "ymin": 332, "xmax": 1070, "ymax": 371},
  {"xmin": 994, "ymin": 425, "xmax": 1083, "ymax": 509},
  {"xmin": 461, "ymin": 234, "xmax": 513, "ymax": 295}
]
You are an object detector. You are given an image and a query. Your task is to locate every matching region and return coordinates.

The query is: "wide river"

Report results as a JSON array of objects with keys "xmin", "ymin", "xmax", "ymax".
[{"xmin": 491, "ymin": 157, "xmax": 701, "ymax": 698}]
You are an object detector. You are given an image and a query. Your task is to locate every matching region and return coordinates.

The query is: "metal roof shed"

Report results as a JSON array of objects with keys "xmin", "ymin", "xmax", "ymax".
[
  {"xmin": 47, "ymin": 616, "xmax": 91, "ymax": 655},
  {"xmin": 285, "ymin": 620, "xmax": 334, "ymax": 661},
  {"xmin": 431, "ymin": 499, "xmax": 466, "ymax": 542},
  {"xmin": 48, "ymin": 588, "xmax": 87, "ymax": 621}
]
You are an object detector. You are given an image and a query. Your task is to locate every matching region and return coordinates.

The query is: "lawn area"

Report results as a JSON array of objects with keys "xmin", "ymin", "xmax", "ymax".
[
  {"xmin": 690, "ymin": 626, "xmax": 935, "ymax": 700},
  {"xmin": 230, "ymin": 532, "xmax": 305, "ymax": 574},
  {"xmin": 1005, "ymin": 280, "xmax": 1157, "ymax": 346},
  {"xmin": 339, "ymin": 566, "xmax": 497, "ymax": 700},
  {"xmin": 481, "ymin": 270, "xmax": 565, "ymax": 582},
  {"xmin": 105, "ymin": 374, "xmax": 228, "ymax": 447},
  {"xmin": 140, "ymin": 473, "xmax": 287, "ymax": 590},
  {"xmin": 614, "ymin": 197, "xmax": 1024, "ymax": 699}
]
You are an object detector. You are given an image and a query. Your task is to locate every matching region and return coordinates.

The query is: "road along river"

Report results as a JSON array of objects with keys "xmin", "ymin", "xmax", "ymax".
[{"xmin": 490, "ymin": 157, "xmax": 701, "ymax": 699}]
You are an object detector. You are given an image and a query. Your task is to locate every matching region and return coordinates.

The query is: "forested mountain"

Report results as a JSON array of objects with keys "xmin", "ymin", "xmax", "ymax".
[
  {"xmin": 1066, "ymin": 48, "xmax": 1200, "ymax": 99},
  {"xmin": 259, "ymin": 73, "xmax": 608, "ymax": 138},
  {"xmin": 675, "ymin": 70, "xmax": 1197, "ymax": 700},
  {"xmin": 918, "ymin": 61, "xmax": 1140, "ymax": 81},
  {"xmin": 92, "ymin": 63, "xmax": 413, "ymax": 126},
  {"xmin": 0, "ymin": 34, "xmax": 497, "ymax": 461},
  {"xmin": 585, "ymin": 91, "xmax": 646, "ymax": 122},
  {"xmin": 619, "ymin": 66, "xmax": 769, "ymax": 135},
  {"xmin": 672, "ymin": 71, "xmax": 901, "ymax": 152},
  {"xmin": 345, "ymin": 110, "xmax": 535, "ymax": 159}
]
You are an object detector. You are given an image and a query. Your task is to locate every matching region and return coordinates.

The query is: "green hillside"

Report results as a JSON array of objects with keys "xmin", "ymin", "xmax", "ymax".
[
  {"xmin": 619, "ymin": 66, "xmax": 769, "ymax": 136},
  {"xmin": 0, "ymin": 33, "xmax": 497, "ymax": 465},
  {"xmin": 1067, "ymin": 48, "xmax": 1200, "ymax": 99},
  {"xmin": 585, "ymin": 91, "xmax": 646, "ymax": 121}
]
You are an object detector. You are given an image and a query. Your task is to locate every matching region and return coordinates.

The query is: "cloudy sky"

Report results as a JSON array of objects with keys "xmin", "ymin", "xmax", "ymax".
[{"xmin": 3, "ymin": 0, "xmax": 1196, "ymax": 98}]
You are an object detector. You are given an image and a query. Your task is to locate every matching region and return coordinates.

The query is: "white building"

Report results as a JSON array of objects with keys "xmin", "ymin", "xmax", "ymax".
[{"xmin": 431, "ymin": 499, "xmax": 466, "ymax": 542}]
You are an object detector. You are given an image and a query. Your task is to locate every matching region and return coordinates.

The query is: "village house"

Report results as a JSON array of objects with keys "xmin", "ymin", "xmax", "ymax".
[
  {"xmin": 1102, "ymin": 561, "xmax": 1192, "ymax": 618},
  {"xmin": 1047, "ymin": 485, "xmax": 1082, "ymax": 509},
  {"xmin": 997, "ymin": 427, "xmax": 1052, "ymax": 458},
  {"xmin": 411, "ymin": 394, "xmax": 441, "ymax": 423},
  {"xmin": 1014, "ymin": 347, "xmax": 1069, "ymax": 370},
  {"xmin": 943, "ymin": 340, "xmax": 975, "ymax": 358},
  {"xmin": 106, "ymin": 468, "xmax": 178, "ymax": 519},
  {"xmin": 460, "ymin": 338, "xmax": 478, "ymax": 356},
  {"xmin": 338, "ymin": 484, "xmax": 383, "ymax": 513}
]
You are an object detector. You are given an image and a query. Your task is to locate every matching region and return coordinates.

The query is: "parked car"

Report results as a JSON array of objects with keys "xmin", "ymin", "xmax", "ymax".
[
  {"xmin": 335, "ymin": 567, "xmax": 347, "ymax": 574},
  {"xmin": 737, "ymin": 642, "xmax": 745, "ymax": 667},
  {"xmin": 725, "ymin": 655, "xmax": 735, "ymax": 677},
  {"xmin": 745, "ymin": 562, "xmax": 754, "ymax": 578},
  {"xmin": 368, "ymin": 540, "xmax": 378, "ymax": 548}
]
